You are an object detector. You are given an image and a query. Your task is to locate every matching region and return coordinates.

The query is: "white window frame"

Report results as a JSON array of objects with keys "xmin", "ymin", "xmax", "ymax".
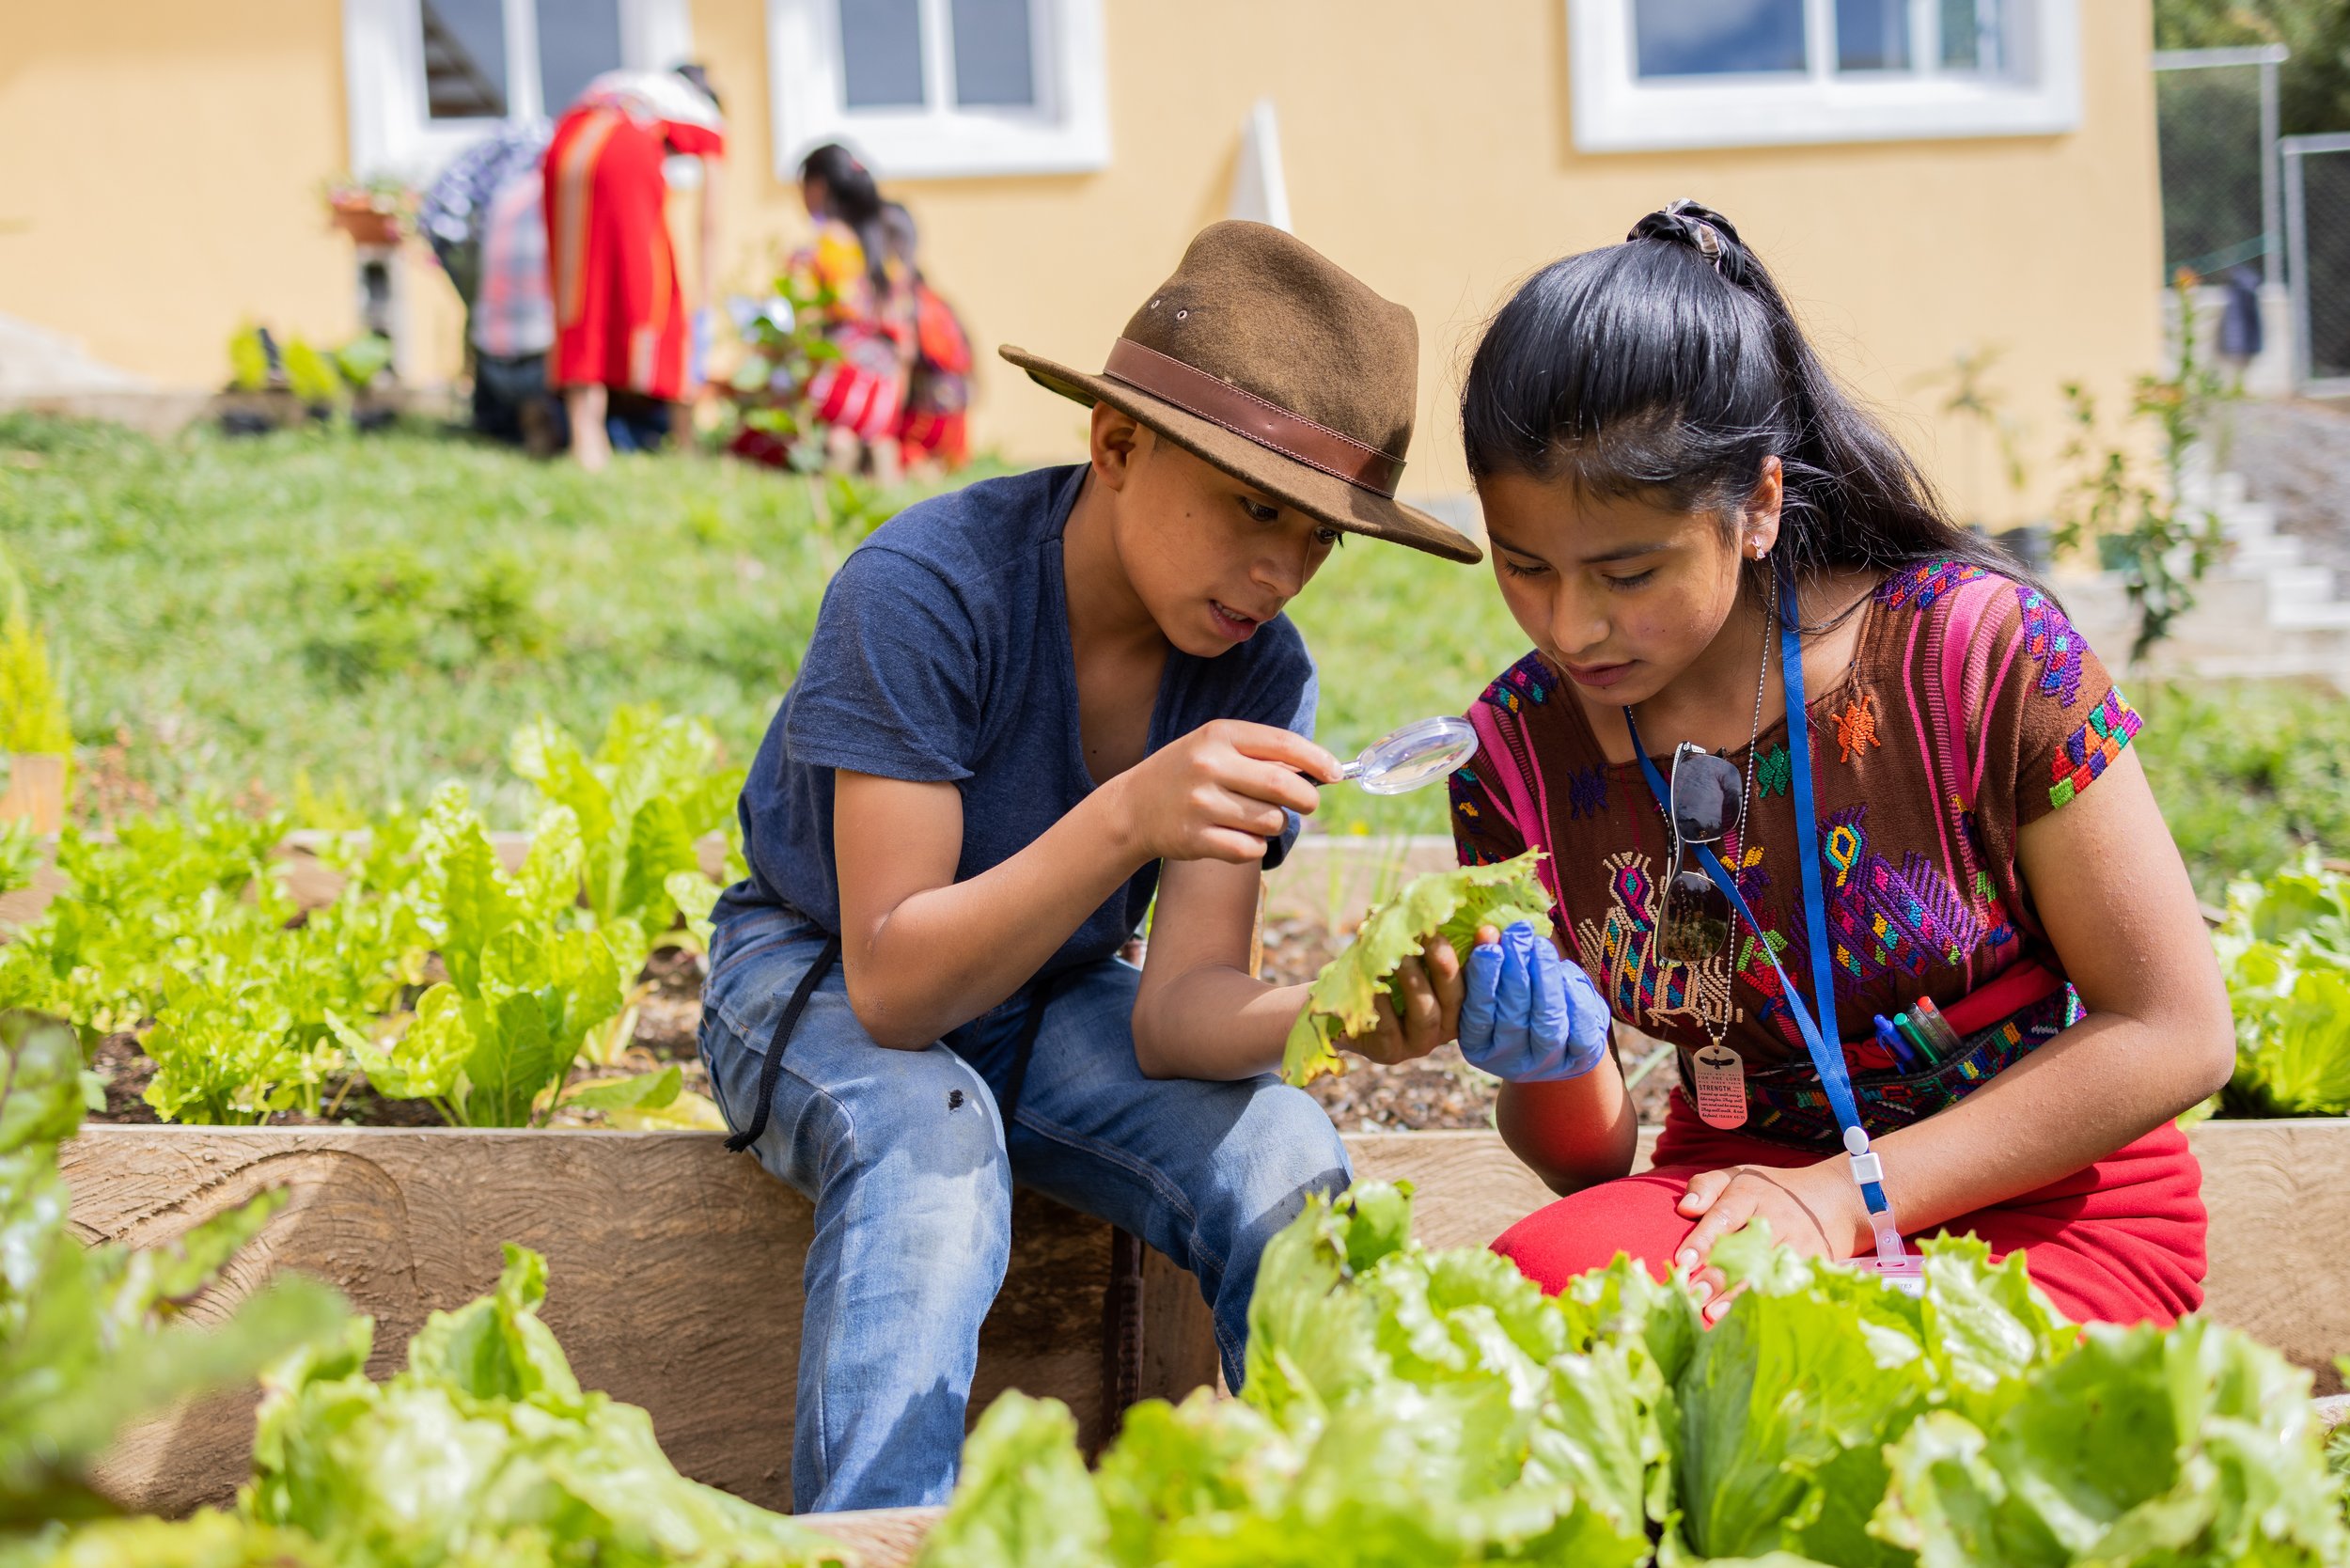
[
  {"xmin": 1568, "ymin": 0, "xmax": 2081, "ymax": 153},
  {"xmin": 343, "ymin": 0, "xmax": 695, "ymax": 180},
  {"xmin": 765, "ymin": 0, "xmax": 1109, "ymax": 180}
]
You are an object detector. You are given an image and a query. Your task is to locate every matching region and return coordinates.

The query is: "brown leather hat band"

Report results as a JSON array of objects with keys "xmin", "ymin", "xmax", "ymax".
[{"xmin": 1102, "ymin": 337, "xmax": 1406, "ymax": 497}]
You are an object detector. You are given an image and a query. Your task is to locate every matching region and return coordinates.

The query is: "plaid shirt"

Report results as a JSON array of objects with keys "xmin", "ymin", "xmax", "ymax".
[
  {"xmin": 420, "ymin": 124, "xmax": 550, "ymax": 259},
  {"xmin": 470, "ymin": 172, "xmax": 554, "ymax": 358}
]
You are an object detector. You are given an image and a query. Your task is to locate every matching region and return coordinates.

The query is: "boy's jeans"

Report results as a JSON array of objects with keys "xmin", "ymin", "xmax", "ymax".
[{"xmin": 697, "ymin": 902, "xmax": 1352, "ymax": 1514}]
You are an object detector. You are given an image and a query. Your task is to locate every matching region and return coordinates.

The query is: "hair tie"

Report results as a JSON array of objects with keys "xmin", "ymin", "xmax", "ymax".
[{"xmin": 1631, "ymin": 199, "xmax": 1727, "ymax": 274}]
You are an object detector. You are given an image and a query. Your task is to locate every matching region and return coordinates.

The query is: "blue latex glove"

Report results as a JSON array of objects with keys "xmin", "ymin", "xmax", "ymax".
[
  {"xmin": 1458, "ymin": 921, "xmax": 1610, "ymax": 1083},
  {"xmin": 689, "ymin": 307, "xmax": 715, "ymax": 386}
]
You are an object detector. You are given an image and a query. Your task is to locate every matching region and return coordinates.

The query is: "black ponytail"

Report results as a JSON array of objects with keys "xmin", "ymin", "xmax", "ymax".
[
  {"xmin": 798, "ymin": 142, "xmax": 890, "ymax": 290},
  {"xmin": 1461, "ymin": 199, "xmax": 2026, "ymax": 613}
]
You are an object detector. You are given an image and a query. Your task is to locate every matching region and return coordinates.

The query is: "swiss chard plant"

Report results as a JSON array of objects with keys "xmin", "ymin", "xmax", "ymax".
[
  {"xmin": 510, "ymin": 706, "xmax": 743, "ymax": 1064},
  {"xmin": 340, "ymin": 786, "xmax": 623, "ymax": 1127}
]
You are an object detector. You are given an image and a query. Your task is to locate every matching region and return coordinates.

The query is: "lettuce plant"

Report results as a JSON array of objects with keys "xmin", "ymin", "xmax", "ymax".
[
  {"xmin": 2213, "ymin": 858, "xmax": 2350, "ymax": 1117},
  {"xmin": 242, "ymin": 1245, "xmax": 848, "ymax": 1568},
  {"xmin": 343, "ymin": 787, "xmax": 621, "ymax": 1126},
  {"xmin": 510, "ymin": 707, "xmax": 744, "ymax": 1065},
  {"xmin": 1282, "ymin": 852, "xmax": 1553, "ymax": 1086},
  {"xmin": 916, "ymin": 1183, "xmax": 2350, "ymax": 1568},
  {"xmin": 0, "ymin": 1011, "xmax": 345, "ymax": 1529}
]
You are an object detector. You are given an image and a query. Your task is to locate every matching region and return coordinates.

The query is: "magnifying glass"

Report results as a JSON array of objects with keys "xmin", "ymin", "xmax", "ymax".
[{"xmin": 1325, "ymin": 715, "xmax": 1480, "ymax": 795}]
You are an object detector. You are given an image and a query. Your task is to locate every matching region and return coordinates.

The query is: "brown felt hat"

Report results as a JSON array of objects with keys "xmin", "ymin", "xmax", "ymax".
[{"xmin": 1000, "ymin": 221, "xmax": 1480, "ymax": 564}]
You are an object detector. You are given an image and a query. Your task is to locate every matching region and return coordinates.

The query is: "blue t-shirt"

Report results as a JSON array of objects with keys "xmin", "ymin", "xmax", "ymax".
[{"xmin": 722, "ymin": 463, "xmax": 1318, "ymax": 979}]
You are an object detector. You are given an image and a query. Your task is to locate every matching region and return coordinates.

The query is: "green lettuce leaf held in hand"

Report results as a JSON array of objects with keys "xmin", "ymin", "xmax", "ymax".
[{"xmin": 1282, "ymin": 852, "xmax": 1553, "ymax": 1086}]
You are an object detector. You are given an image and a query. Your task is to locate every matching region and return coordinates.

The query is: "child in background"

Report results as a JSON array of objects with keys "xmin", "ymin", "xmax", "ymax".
[
  {"xmin": 1445, "ymin": 201, "xmax": 2233, "ymax": 1326},
  {"xmin": 792, "ymin": 143, "xmax": 910, "ymax": 478},
  {"xmin": 880, "ymin": 201, "xmax": 973, "ymax": 472}
]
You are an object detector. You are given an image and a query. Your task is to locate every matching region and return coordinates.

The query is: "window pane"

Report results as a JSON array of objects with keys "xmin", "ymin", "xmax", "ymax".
[
  {"xmin": 1836, "ymin": 0, "xmax": 1909, "ymax": 71},
  {"xmin": 1634, "ymin": 0, "xmax": 1808, "ymax": 77},
  {"xmin": 537, "ymin": 0, "xmax": 624, "ymax": 114},
  {"xmin": 1940, "ymin": 0, "xmax": 2001, "ymax": 71},
  {"xmin": 421, "ymin": 0, "xmax": 509, "ymax": 119},
  {"xmin": 950, "ymin": 0, "xmax": 1035, "ymax": 107},
  {"xmin": 840, "ymin": 0, "xmax": 927, "ymax": 108}
]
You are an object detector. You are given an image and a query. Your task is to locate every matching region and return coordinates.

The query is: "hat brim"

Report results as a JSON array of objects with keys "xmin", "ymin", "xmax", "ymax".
[{"xmin": 998, "ymin": 345, "xmax": 1482, "ymax": 566}]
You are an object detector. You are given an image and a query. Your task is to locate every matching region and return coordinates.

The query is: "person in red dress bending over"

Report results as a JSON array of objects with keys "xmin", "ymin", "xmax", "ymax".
[{"xmin": 543, "ymin": 66, "xmax": 725, "ymax": 471}]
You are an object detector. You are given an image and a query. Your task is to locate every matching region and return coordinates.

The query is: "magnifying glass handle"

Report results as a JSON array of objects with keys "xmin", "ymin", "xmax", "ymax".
[{"xmin": 1312, "ymin": 760, "xmax": 1368, "ymax": 788}]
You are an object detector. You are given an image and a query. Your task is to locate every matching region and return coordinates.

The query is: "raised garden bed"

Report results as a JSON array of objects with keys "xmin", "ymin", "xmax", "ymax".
[
  {"xmin": 62, "ymin": 1118, "xmax": 2350, "ymax": 1520},
  {"xmin": 62, "ymin": 1124, "xmax": 1217, "ymax": 1516}
]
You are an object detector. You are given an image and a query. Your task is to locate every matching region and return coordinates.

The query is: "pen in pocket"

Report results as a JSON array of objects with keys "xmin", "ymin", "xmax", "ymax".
[
  {"xmin": 1909, "ymin": 996, "xmax": 1966, "ymax": 1060},
  {"xmin": 1872, "ymin": 1013, "xmax": 1919, "ymax": 1071}
]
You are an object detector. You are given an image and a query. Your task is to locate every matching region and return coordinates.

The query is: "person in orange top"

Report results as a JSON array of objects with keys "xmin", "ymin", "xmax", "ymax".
[
  {"xmin": 881, "ymin": 201, "xmax": 974, "ymax": 474},
  {"xmin": 543, "ymin": 65, "xmax": 725, "ymax": 471}
]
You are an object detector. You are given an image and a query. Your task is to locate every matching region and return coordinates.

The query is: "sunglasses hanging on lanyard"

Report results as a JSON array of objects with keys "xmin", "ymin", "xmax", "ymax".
[{"xmin": 1625, "ymin": 554, "xmax": 1923, "ymax": 1294}]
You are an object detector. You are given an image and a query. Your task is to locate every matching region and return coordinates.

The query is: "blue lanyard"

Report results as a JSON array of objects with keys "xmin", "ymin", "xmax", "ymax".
[{"xmin": 1624, "ymin": 556, "xmax": 1898, "ymax": 1237}]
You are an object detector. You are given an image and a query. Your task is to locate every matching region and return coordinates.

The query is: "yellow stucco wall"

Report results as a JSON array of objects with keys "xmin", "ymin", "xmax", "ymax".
[
  {"xmin": 704, "ymin": 0, "xmax": 2161, "ymax": 523},
  {"xmin": 0, "ymin": 0, "xmax": 2160, "ymax": 525}
]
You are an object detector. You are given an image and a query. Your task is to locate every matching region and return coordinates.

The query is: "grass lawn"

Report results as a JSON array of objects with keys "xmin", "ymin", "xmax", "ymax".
[
  {"xmin": 0, "ymin": 415, "xmax": 1528, "ymax": 839},
  {"xmin": 6, "ymin": 412, "xmax": 2348, "ymax": 887}
]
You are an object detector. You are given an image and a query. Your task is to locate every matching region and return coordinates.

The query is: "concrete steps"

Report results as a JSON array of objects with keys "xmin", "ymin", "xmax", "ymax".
[{"xmin": 2060, "ymin": 443, "xmax": 2350, "ymax": 690}]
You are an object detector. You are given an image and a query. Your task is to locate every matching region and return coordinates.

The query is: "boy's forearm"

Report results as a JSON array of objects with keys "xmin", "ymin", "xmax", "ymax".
[
  {"xmin": 848, "ymin": 791, "xmax": 1146, "ymax": 1047},
  {"xmin": 1131, "ymin": 969, "xmax": 1309, "ymax": 1080}
]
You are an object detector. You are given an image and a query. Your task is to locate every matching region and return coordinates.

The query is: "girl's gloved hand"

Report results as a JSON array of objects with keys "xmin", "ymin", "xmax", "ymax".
[{"xmin": 1458, "ymin": 921, "xmax": 1610, "ymax": 1082}]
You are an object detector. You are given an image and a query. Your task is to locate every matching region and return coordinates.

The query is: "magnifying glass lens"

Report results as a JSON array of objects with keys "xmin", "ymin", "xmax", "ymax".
[{"xmin": 1352, "ymin": 716, "xmax": 1480, "ymax": 795}]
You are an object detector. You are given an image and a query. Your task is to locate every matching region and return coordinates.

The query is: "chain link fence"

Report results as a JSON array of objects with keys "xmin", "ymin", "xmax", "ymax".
[
  {"xmin": 2285, "ymin": 135, "xmax": 2350, "ymax": 395},
  {"xmin": 2153, "ymin": 51, "xmax": 2280, "ymax": 282}
]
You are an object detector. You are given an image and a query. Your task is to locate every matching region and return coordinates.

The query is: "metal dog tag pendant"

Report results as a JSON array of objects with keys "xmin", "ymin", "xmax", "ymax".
[{"xmin": 1692, "ymin": 1044, "xmax": 1748, "ymax": 1129}]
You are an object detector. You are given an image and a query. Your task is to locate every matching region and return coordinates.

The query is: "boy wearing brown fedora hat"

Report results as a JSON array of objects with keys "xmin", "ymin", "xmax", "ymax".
[{"xmin": 697, "ymin": 221, "xmax": 1483, "ymax": 1513}]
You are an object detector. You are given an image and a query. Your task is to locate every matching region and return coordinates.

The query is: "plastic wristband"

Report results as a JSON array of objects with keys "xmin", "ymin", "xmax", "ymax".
[{"xmin": 1841, "ymin": 1125, "xmax": 1914, "ymax": 1271}]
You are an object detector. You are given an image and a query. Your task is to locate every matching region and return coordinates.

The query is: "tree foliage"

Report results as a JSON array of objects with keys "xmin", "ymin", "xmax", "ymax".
[{"xmin": 2155, "ymin": 0, "xmax": 2350, "ymax": 137}]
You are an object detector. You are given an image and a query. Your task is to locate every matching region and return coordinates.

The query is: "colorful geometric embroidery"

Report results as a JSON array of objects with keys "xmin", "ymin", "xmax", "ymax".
[
  {"xmin": 1808, "ymin": 806, "xmax": 1986, "ymax": 995},
  {"xmin": 2048, "ymin": 687, "xmax": 2141, "ymax": 809},
  {"xmin": 1572, "ymin": 851, "xmax": 1734, "ymax": 1035},
  {"xmin": 1567, "ymin": 766, "xmax": 1609, "ymax": 820},
  {"xmin": 1756, "ymin": 743, "xmax": 1791, "ymax": 798},
  {"xmin": 1716, "ymin": 979, "xmax": 2078, "ymax": 1149},
  {"xmin": 1877, "ymin": 558, "xmax": 1989, "ymax": 612},
  {"xmin": 1832, "ymin": 693, "xmax": 1882, "ymax": 764},
  {"xmin": 1476, "ymin": 651, "xmax": 1557, "ymax": 715},
  {"xmin": 2016, "ymin": 586, "xmax": 2087, "ymax": 708}
]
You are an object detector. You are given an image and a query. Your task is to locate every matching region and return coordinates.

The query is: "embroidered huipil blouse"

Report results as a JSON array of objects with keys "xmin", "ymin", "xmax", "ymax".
[{"xmin": 1448, "ymin": 561, "xmax": 2141, "ymax": 1129}]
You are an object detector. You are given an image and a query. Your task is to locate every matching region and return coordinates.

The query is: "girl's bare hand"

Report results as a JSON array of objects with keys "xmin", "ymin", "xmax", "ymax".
[
  {"xmin": 1673, "ymin": 1158, "xmax": 1873, "ymax": 1324},
  {"xmin": 1341, "ymin": 934, "xmax": 1466, "ymax": 1066},
  {"xmin": 1106, "ymin": 720, "xmax": 1337, "ymax": 865}
]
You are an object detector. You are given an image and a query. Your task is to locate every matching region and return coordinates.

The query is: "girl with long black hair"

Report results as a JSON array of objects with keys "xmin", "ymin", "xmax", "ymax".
[
  {"xmin": 792, "ymin": 143, "xmax": 916, "ymax": 476},
  {"xmin": 1446, "ymin": 201, "xmax": 2232, "ymax": 1325}
]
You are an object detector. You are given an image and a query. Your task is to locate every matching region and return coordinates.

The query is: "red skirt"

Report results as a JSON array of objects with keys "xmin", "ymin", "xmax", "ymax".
[
  {"xmin": 545, "ymin": 105, "xmax": 686, "ymax": 400},
  {"xmin": 1492, "ymin": 1094, "xmax": 2207, "ymax": 1325}
]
